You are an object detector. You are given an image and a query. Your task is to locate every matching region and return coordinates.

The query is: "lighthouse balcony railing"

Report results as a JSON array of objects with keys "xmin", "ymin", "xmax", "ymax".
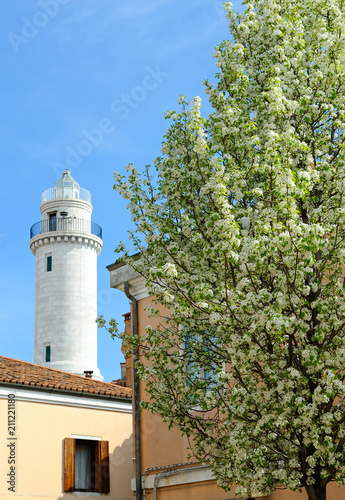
[
  {"xmin": 30, "ymin": 217, "xmax": 102, "ymax": 239},
  {"xmin": 41, "ymin": 187, "xmax": 91, "ymax": 204}
]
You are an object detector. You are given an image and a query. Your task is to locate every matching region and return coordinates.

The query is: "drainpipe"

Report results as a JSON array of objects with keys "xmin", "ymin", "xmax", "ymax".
[
  {"xmin": 124, "ymin": 281, "xmax": 142, "ymax": 500},
  {"xmin": 142, "ymin": 461, "xmax": 199, "ymax": 500}
]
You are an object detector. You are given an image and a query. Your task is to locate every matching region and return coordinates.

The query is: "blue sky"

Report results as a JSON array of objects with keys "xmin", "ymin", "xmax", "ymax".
[{"xmin": 0, "ymin": 0, "xmax": 240, "ymax": 382}]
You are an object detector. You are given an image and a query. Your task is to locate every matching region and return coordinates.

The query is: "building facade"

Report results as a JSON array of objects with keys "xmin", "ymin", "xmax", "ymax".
[
  {"xmin": 108, "ymin": 260, "xmax": 345, "ymax": 500},
  {"xmin": 107, "ymin": 261, "xmax": 244, "ymax": 500},
  {"xmin": 0, "ymin": 356, "xmax": 132, "ymax": 500}
]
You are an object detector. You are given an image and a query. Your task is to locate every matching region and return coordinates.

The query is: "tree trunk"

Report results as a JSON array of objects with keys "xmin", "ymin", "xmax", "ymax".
[{"xmin": 305, "ymin": 484, "xmax": 327, "ymax": 500}]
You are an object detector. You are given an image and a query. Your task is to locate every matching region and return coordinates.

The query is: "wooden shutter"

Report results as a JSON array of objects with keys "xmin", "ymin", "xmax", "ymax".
[
  {"xmin": 94, "ymin": 440, "xmax": 101, "ymax": 493},
  {"xmin": 95, "ymin": 440, "xmax": 110, "ymax": 493},
  {"xmin": 100, "ymin": 441, "xmax": 110, "ymax": 493},
  {"xmin": 64, "ymin": 438, "xmax": 75, "ymax": 492}
]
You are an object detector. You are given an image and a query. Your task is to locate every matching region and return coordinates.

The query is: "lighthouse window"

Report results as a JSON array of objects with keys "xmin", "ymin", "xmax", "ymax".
[
  {"xmin": 47, "ymin": 255, "xmax": 52, "ymax": 272},
  {"xmin": 45, "ymin": 345, "xmax": 51, "ymax": 362}
]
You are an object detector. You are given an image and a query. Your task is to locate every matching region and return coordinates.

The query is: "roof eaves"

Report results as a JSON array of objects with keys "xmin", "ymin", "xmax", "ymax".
[
  {"xmin": 0, "ymin": 381, "xmax": 132, "ymax": 402},
  {"xmin": 106, "ymin": 252, "xmax": 141, "ymax": 271}
]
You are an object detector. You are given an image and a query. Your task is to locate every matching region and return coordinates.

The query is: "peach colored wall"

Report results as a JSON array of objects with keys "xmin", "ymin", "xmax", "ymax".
[
  {"xmin": 140, "ymin": 409, "xmax": 190, "ymax": 471},
  {"xmin": 143, "ymin": 482, "xmax": 345, "ymax": 500},
  {"xmin": 0, "ymin": 394, "xmax": 132, "ymax": 500},
  {"xmin": 137, "ymin": 297, "xmax": 192, "ymax": 472},
  {"xmin": 143, "ymin": 480, "xmax": 239, "ymax": 500},
  {"xmin": 136, "ymin": 298, "xmax": 235, "ymax": 499},
  {"xmin": 262, "ymin": 483, "xmax": 345, "ymax": 500}
]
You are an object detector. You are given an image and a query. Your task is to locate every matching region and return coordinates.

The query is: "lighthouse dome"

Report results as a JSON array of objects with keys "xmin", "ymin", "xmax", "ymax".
[{"xmin": 54, "ymin": 169, "xmax": 80, "ymax": 199}]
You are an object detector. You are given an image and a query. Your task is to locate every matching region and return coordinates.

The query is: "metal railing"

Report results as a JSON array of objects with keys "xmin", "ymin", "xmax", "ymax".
[
  {"xmin": 30, "ymin": 217, "xmax": 102, "ymax": 239},
  {"xmin": 41, "ymin": 187, "xmax": 91, "ymax": 204}
]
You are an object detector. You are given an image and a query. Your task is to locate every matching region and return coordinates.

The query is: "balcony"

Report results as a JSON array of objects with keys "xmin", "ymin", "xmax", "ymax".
[
  {"xmin": 30, "ymin": 217, "xmax": 102, "ymax": 239},
  {"xmin": 41, "ymin": 186, "xmax": 91, "ymax": 204}
]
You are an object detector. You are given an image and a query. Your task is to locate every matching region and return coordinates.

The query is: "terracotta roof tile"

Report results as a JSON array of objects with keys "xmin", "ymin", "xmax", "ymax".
[{"xmin": 0, "ymin": 356, "xmax": 132, "ymax": 399}]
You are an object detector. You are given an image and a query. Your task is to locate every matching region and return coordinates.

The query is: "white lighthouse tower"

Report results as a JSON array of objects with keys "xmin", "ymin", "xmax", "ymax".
[{"xmin": 29, "ymin": 170, "xmax": 103, "ymax": 380}]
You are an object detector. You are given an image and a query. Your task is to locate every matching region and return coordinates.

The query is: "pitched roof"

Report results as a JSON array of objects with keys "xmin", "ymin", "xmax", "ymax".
[{"xmin": 0, "ymin": 356, "xmax": 132, "ymax": 399}]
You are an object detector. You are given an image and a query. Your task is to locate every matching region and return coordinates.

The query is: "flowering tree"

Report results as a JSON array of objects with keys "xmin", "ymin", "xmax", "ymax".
[{"xmin": 112, "ymin": 1, "xmax": 345, "ymax": 499}]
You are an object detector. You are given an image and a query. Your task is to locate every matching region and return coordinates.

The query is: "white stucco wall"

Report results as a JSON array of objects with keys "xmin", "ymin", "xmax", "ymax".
[
  {"xmin": 33, "ymin": 238, "xmax": 102, "ymax": 379},
  {"xmin": 40, "ymin": 198, "xmax": 93, "ymax": 221}
]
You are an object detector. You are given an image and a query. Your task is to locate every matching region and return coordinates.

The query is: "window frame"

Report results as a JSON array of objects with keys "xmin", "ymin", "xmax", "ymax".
[
  {"xmin": 48, "ymin": 212, "xmax": 57, "ymax": 231},
  {"xmin": 45, "ymin": 344, "xmax": 51, "ymax": 362},
  {"xmin": 183, "ymin": 330, "xmax": 220, "ymax": 390},
  {"xmin": 64, "ymin": 438, "xmax": 110, "ymax": 494},
  {"xmin": 46, "ymin": 254, "xmax": 52, "ymax": 272}
]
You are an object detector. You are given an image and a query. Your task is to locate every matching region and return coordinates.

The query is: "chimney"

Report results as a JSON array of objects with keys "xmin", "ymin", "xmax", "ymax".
[{"xmin": 120, "ymin": 362, "xmax": 126, "ymax": 382}]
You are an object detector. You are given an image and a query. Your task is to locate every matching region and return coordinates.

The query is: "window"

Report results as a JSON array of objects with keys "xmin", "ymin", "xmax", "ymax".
[
  {"xmin": 45, "ymin": 344, "xmax": 51, "ymax": 362},
  {"xmin": 47, "ymin": 255, "xmax": 52, "ymax": 272},
  {"xmin": 184, "ymin": 331, "xmax": 219, "ymax": 389},
  {"xmin": 49, "ymin": 212, "xmax": 57, "ymax": 231},
  {"xmin": 64, "ymin": 438, "xmax": 109, "ymax": 493}
]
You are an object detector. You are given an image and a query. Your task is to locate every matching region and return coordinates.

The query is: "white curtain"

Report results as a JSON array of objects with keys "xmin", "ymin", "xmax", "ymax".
[{"xmin": 75, "ymin": 444, "xmax": 91, "ymax": 490}]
